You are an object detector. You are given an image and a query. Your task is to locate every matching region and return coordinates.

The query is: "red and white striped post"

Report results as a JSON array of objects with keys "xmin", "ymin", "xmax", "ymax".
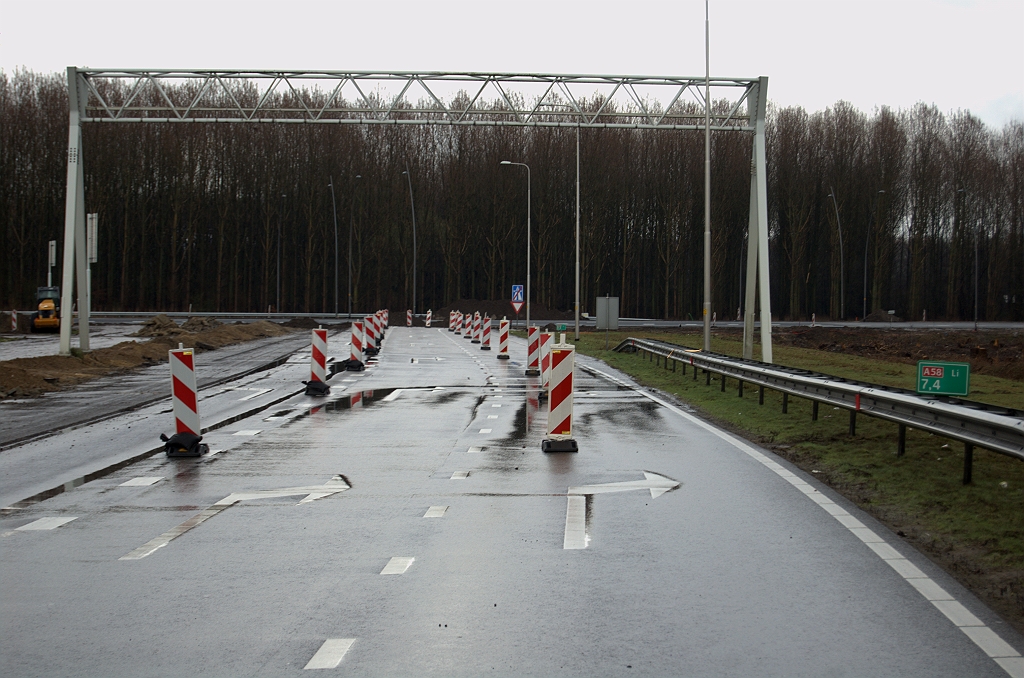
[
  {"xmin": 497, "ymin": 318, "xmax": 510, "ymax": 360},
  {"xmin": 454, "ymin": 311, "xmax": 462, "ymax": 335},
  {"xmin": 426, "ymin": 310, "xmax": 432, "ymax": 327},
  {"xmin": 310, "ymin": 328, "xmax": 328, "ymax": 382},
  {"xmin": 383, "ymin": 309, "xmax": 389, "ymax": 327},
  {"xmin": 407, "ymin": 309, "xmax": 413, "ymax": 327},
  {"xmin": 526, "ymin": 326, "xmax": 540, "ymax": 376},
  {"xmin": 364, "ymin": 315, "xmax": 377, "ymax": 350},
  {"xmin": 471, "ymin": 311, "xmax": 481, "ymax": 344},
  {"xmin": 480, "ymin": 315, "xmax": 491, "ymax": 350},
  {"xmin": 542, "ymin": 335, "xmax": 578, "ymax": 453},
  {"xmin": 10, "ymin": 310, "xmax": 16, "ymax": 332},
  {"xmin": 350, "ymin": 321, "xmax": 364, "ymax": 364},
  {"xmin": 449, "ymin": 311, "xmax": 456, "ymax": 331},
  {"xmin": 374, "ymin": 313, "xmax": 383, "ymax": 344},
  {"xmin": 463, "ymin": 312, "xmax": 472, "ymax": 338},
  {"xmin": 169, "ymin": 347, "xmax": 201, "ymax": 436},
  {"xmin": 540, "ymin": 331, "xmax": 553, "ymax": 388}
]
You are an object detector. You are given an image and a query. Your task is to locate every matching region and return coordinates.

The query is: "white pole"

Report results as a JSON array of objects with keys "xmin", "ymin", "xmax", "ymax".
[
  {"xmin": 575, "ymin": 125, "xmax": 580, "ymax": 341},
  {"xmin": 703, "ymin": 0, "xmax": 712, "ymax": 352}
]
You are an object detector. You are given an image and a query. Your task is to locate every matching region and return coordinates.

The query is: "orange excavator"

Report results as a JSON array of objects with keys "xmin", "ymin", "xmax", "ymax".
[{"xmin": 31, "ymin": 286, "xmax": 60, "ymax": 332}]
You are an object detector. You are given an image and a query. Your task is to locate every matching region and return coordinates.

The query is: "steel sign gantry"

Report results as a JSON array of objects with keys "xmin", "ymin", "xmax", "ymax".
[{"xmin": 58, "ymin": 68, "xmax": 774, "ymax": 362}]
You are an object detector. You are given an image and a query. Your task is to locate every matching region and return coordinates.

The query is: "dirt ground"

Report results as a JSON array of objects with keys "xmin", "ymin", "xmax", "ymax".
[
  {"xmin": 0, "ymin": 316, "xmax": 296, "ymax": 399},
  {"xmin": 716, "ymin": 325, "xmax": 1024, "ymax": 382}
]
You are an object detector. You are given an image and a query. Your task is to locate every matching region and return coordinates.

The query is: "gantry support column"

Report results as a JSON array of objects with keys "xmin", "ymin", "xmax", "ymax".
[
  {"xmin": 60, "ymin": 67, "xmax": 90, "ymax": 355},
  {"xmin": 742, "ymin": 76, "xmax": 772, "ymax": 363}
]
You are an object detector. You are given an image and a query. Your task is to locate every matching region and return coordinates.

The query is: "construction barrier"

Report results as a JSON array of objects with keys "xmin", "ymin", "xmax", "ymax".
[
  {"xmin": 463, "ymin": 312, "xmax": 472, "ymax": 337},
  {"xmin": 480, "ymin": 315, "xmax": 491, "ymax": 350},
  {"xmin": 540, "ymin": 331, "xmax": 553, "ymax": 389},
  {"xmin": 407, "ymin": 309, "xmax": 413, "ymax": 327},
  {"xmin": 304, "ymin": 328, "xmax": 331, "ymax": 396},
  {"xmin": 449, "ymin": 311, "xmax": 456, "ymax": 331},
  {"xmin": 497, "ymin": 318, "xmax": 510, "ymax": 359},
  {"xmin": 542, "ymin": 335, "xmax": 578, "ymax": 453},
  {"xmin": 526, "ymin": 326, "xmax": 540, "ymax": 376},
  {"xmin": 426, "ymin": 310, "xmax": 432, "ymax": 327},
  {"xmin": 471, "ymin": 312, "xmax": 481, "ymax": 344},
  {"xmin": 10, "ymin": 310, "xmax": 16, "ymax": 332},
  {"xmin": 350, "ymin": 321, "xmax": 364, "ymax": 364},
  {"xmin": 364, "ymin": 315, "xmax": 378, "ymax": 351},
  {"xmin": 161, "ymin": 346, "xmax": 209, "ymax": 457},
  {"xmin": 383, "ymin": 309, "xmax": 389, "ymax": 327},
  {"xmin": 454, "ymin": 311, "xmax": 462, "ymax": 335}
]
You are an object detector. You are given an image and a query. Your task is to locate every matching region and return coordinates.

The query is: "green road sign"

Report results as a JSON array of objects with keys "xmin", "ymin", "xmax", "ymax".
[
  {"xmin": 917, "ymin": 361, "xmax": 970, "ymax": 396},
  {"xmin": 557, "ymin": 324, "xmax": 566, "ymax": 331}
]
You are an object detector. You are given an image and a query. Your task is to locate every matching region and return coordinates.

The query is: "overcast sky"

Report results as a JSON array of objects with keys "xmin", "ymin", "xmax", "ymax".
[{"xmin": 1, "ymin": 0, "xmax": 1021, "ymax": 127}]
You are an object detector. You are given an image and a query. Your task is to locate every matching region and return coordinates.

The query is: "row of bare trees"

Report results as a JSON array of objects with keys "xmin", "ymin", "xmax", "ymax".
[{"xmin": 2, "ymin": 69, "xmax": 1021, "ymax": 320}]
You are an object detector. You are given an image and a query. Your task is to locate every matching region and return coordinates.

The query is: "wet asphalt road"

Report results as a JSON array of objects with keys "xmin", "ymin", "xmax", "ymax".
[{"xmin": 1, "ymin": 327, "xmax": 1022, "ymax": 677}]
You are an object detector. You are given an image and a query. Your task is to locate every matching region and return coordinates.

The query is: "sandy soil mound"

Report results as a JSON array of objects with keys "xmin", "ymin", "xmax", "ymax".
[{"xmin": 0, "ymin": 318, "xmax": 295, "ymax": 399}]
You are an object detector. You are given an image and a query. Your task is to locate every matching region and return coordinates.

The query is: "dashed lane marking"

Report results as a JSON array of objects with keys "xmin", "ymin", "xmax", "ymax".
[
  {"xmin": 424, "ymin": 506, "xmax": 448, "ymax": 518},
  {"xmin": 17, "ymin": 517, "xmax": 77, "ymax": 531},
  {"xmin": 304, "ymin": 639, "xmax": 355, "ymax": 669},
  {"xmin": 380, "ymin": 557, "xmax": 414, "ymax": 574},
  {"xmin": 451, "ymin": 471, "xmax": 470, "ymax": 480},
  {"xmin": 119, "ymin": 477, "xmax": 163, "ymax": 487}
]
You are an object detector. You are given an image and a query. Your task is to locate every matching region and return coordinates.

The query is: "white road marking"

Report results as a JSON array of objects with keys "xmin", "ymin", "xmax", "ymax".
[
  {"xmin": 487, "ymin": 415, "xmax": 498, "ymax": 419},
  {"xmin": 411, "ymin": 358, "xmax": 419, "ymax": 364},
  {"xmin": 380, "ymin": 557, "xmax": 415, "ymax": 574},
  {"xmin": 424, "ymin": 506, "xmax": 448, "ymax": 518},
  {"xmin": 451, "ymin": 471, "xmax": 470, "ymax": 480},
  {"xmin": 342, "ymin": 378, "xmax": 356, "ymax": 382},
  {"xmin": 382, "ymin": 389, "xmax": 403, "ymax": 402},
  {"xmin": 304, "ymin": 638, "xmax": 355, "ymax": 669},
  {"xmin": 233, "ymin": 430, "xmax": 261, "ymax": 436},
  {"xmin": 16, "ymin": 517, "xmax": 77, "ymax": 531},
  {"xmin": 479, "ymin": 428, "xmax": 492, "ymax": 433},
  {"xmin": 582, "ymin": 364, "xmax": 1024, "ymax": 675},
  {"xmin": 238, "ymin": 388, "xmax": 273, "ymax": 401},
  {"xmin": 563, "ymin": 496, "xmax": 587, "ymax": 549},
  {"xmin": 491, "ymin": 404, "xmax": 502, "ymax": 407},
  {"xmin": 119, "ymin": 477, "xmax": 163, "ymax": 487},
  {"xmin": 467, "ymin": 446, "xmax": 483, "ymax": 453},
  {"xmin": 120, "ymin": 476, "xmax": 349, "ymax": 560},
  {"xmin": 569, "ymin": 472, "xmax": 679, "ymax": 499}
]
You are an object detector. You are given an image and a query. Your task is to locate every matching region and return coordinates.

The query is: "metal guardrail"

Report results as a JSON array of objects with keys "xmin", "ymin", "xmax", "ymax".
[{"xmin": 614, "ymin": 337, "xmax": 1024, "ymax": 482}]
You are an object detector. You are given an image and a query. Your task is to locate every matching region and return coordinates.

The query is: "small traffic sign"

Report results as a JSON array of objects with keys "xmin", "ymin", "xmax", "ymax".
[
  {"xmin": 512, "ymin": 285, "xmax": 524, "ymax": 302},
  {"xmin": 917, "ymin": 361, "xmax": 970, "ymax": 396},
  {"xmin": 511, "ymin": 301, "xmax": 524, "ymax": 314}
]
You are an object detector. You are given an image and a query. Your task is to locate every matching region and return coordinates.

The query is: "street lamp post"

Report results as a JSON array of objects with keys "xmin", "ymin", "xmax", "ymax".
[
  {"xmin": 278, "ymin": 194, "xmax": 284, "ymax": 314},
  {"xmin": 329, "ymin": 177, "xmax": 340, "ymax": 317},
  {"xmin": 402, "ymin": 164, "xmax": 418, "ymax": 315},
  {"xmin": 958, "ymin": 188, "xmax": 980, "ymax": 330},
  {"xmin": 863, "ymin": 189, "xmax": 885, "ymax": 320},
  {"xmin": 349, "ymin": 175, "xmax": 360, "ymax": 319},
  {"xmin": 827, "ymin": 186, "xmax": 845, "ymax": 321},
  {"xmin": 500, "ymin": 160, "xmax": 532, "ymax": 357}
]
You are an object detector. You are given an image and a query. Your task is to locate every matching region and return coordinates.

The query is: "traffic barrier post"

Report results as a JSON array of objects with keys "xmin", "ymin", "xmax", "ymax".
[
  {"xmin": 497, "ymin": 318, "xmax": 510, "ymax": 359},
  {"xmin": 480, "ymin": 315, "xmax": 491, "ymax": 350},
  {"xmin": 526, "ymin": 326, "xmax": 540, "ymax": 376},
  {"xmin": 407, "ymin": 309, "xmax": 412, "ymax": 327},
  {"xmin": 542, "ymin": 334, "xmax": 578, "ymax": 453},
  {"xmin": 426, "ymin": 309, "xmax": 432, "ymax": 327},
  {"xmin": 161, "ymin": 346, "xmax": 209, "ymax": 457}
]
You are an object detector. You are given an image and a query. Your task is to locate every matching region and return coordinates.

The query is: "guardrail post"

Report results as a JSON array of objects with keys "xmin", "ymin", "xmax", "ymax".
[
  {"xmin": 759, "ymin": 385, "xmax": 764, "ymax": 405},
  {"xmin": 782, "ymin": 392, "xmax": 788, "ymax": 414},
  {"xmin": 963, "ymin": 444, "xmax": 973, "ymax": 485},
  {"xmin": 692, "ymin": 362, "xmax": 697, "ymax": 380},
  {"xmin": 738, "ymin": 379, "xmax": 743, "ymax": 397},
  {"xmin": 897, "ymin": 424, "xmax": 906, "ymax": 457},
  {"xmin": 672, "ymin": 359, "xmax": 676, "ymax": 373},
  {"xmin": 812, "ymin": 401, "xmax": 819, "ymax": 421},
  {"xmin": 705, "ymin": 369, "xmax": 711, "ymax": 386},
  {"xmin": 720, "ymin": 373, "xmax": 726, "ymax": 392},
  {"xmin": 849, "ymin": 410, "xmax": 857, "ymax": 436}
]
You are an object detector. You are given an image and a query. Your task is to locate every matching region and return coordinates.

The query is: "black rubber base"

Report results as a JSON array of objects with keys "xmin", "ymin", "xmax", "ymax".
[
  {"xmin": 497, "ymin": 354, "xmax": 510, "ymax": 360},
  {"xmin": 542, "ymin": 439, "xmax": 578, "ymax": 453},
  {"xmin": 525, "ymin": 369, "xmax": 540, "ymax": 376},
  {"xmin": 471, "ymin": 340, "xmax": 480, "ymax": 344},
  {"xmin": 161, "ymin": 432, "xmax": 208, "ymax": 457},
  {"xmin": 303, "ymin": 380, "xmax": 331, "ymax": 397},
  {"xmin": 480, "ymin": 346, "xmax": 491, "ymax": 350}
]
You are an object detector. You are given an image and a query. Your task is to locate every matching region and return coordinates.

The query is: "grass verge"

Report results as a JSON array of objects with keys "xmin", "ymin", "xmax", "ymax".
[{"xmin": 572, "ymin": 329, "xmax": 1024, "ymax": 634}]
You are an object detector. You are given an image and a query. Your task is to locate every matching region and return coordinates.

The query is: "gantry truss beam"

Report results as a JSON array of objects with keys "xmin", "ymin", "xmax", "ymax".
[{"xmin": 72, "ymin": 69, "xmax": 761, "ymax": 131}]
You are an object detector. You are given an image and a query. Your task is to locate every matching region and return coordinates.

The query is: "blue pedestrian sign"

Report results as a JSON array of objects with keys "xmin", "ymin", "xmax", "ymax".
[{"xmin": 512, "ymin": 285, "xmax": 524, "ymax": 302}]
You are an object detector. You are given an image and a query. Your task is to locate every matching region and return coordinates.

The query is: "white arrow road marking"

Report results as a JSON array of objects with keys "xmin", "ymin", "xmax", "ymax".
[
  {"xmin": 569, "ymin": 472, "xmax": 680, "ymax": 499},
  {"xmin": 564, "ymin": 472, "xmax": 679, "ymax": 550},
  {"xmin": 304, "ymin": 639, "xmax": 356, "ymax": 669},
  {"xmin": 381, "ymin": 389, "xmax": 403, "ymax": 402},
  {"xmin": 120, "ymin": 476, "xmax": 350, "ymax": 560}
]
